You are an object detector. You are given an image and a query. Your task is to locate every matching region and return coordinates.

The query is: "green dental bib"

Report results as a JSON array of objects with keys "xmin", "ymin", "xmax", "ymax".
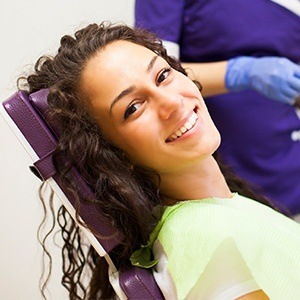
[{"xmin": 131, "ymin": 194, "xmax": 300, "ymax": 299}]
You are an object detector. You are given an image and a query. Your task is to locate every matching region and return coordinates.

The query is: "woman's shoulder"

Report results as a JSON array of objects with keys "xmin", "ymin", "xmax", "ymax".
[
  {"xmin": 157, "ymin": 192, "xmax": 300, "ymax": 245},
  {"xmin": 156, "ymin": 194, "xmax": 243, "ymax": 245},
  {"xmin": 155, "ymin": 194, "xmax": 300, "ymax": 300},
  {"xmin": 160, "ymin": 194, "xmax": 248, "ymax": 230}
]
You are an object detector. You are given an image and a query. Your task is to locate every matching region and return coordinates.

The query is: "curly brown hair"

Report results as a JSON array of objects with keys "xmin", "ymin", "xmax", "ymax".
[{"xmin": 19, "ymin": 22, "xmax": 277, "ymax": 299}]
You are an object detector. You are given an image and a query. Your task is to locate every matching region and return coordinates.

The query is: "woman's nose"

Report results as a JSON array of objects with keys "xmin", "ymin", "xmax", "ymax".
[{"xmin": 154, "ymin": 90, "xmax": 183, "ymax": 120}]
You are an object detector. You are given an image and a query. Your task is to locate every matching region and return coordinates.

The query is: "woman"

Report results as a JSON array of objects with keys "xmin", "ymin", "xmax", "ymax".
[{"xmin": 21, "ymin": 22, "xmax": 300, "ymax": 299}]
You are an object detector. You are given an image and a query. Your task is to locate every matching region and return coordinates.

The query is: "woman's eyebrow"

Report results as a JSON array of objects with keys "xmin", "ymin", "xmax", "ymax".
[
  {"xmin": 110, "ymin": 85, "xmax": 135, "ymax": 115},
  {"xmin": 109, "ymin": 55, "xmax": 159, "ymax": 115},
  {"xmin": 147, "ymin": 55, "xmax": 159, "ymax": 72}
]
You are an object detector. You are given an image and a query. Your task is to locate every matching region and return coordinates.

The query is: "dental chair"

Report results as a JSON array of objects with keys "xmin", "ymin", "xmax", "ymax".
[{"xmin": 1, "ymin": 89, "xmax": 164, "ymax": 299}]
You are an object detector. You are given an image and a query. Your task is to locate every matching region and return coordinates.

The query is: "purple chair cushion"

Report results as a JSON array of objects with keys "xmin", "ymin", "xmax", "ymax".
[{"xmin": 2, "ymin": 90, "xmax": 164, "ymax": 299}]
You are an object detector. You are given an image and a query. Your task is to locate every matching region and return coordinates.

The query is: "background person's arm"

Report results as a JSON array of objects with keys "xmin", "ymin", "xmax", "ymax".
[
  {"xmin": 183, "ymin": 57, "xmax": 300, "ymax": 106},
  {"xmin": 182, "ymin": 61, "xmax": 228, "ymax": 97}
]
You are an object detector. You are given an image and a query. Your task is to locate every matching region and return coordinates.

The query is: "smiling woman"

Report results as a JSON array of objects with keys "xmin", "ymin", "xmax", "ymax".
[
  {"xmin": 19, "ymin": 22, "xmax": 300, "ymax": 299},
  {"xmin": 81, "ymin": 40, "xmax": 221, "ymax": 178}
]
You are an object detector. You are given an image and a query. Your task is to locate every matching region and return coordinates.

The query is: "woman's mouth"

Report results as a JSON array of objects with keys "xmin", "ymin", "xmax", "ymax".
[{"xmin": 166, "ymin": 109, "xmax": 199, "ymax": 142}]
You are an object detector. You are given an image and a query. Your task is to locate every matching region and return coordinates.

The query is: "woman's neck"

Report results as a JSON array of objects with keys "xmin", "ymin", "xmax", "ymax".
[{"xmin": 159, "ymin": 155, "xmax": 232, "ymax": 205}]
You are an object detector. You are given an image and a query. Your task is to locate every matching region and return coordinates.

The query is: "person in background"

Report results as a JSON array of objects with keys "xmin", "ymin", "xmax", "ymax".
[
  {"xmin": 20, "ymin": 22, "xmax": 300, "ymax": 300},
  {"xmin": 135, "ymin": 0, "xmax": 300, "ymax": 217}
]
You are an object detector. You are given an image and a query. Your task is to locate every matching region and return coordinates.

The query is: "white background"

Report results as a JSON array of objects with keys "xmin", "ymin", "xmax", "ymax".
[{"xmin": 0, "ymin": 1, "xmax": 134, "ymax": 299}]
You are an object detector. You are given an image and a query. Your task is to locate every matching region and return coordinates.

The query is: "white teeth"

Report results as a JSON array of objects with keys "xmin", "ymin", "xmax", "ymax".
[
  {"xmin": 167, "ymin": 110, "xmax": 199, "ymax": 142},
  {"xmin": 185, "ymin": 122, "xmax": 193, "ymax": 130},
  {"xmin": 180, "ymin": 126, "xmax": 187, "ymax": 133}
]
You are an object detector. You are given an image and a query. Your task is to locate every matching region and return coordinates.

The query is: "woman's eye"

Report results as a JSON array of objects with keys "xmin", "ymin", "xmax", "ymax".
[
  {"xmin": 157, "ymin": 68, "xmax": 171, "ymax": 84},
  {"xmin": 124, "ymin": 102, "xmax": 142, "ymax": 120}
]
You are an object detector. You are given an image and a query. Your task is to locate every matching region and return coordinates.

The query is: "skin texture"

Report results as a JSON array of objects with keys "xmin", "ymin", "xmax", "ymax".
[
  {"xmin": 81, "ymin": 40, "xmax": 231, "ymax": 202},
  {"xmin": 182, "ymin": 61, "xmax": 228, "ymax": 97},
  {"xmin": 237, "ymin": 290, "xmax": 269, "ymax": 300}
]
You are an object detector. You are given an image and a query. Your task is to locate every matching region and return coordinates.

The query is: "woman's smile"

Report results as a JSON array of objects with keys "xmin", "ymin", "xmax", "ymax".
[
  {"xmin": 166, "ymin": 107, "xmax": 199, "ymax": 142},
  {"xmin": 82, "ymin": 40, "xmax": 220, "ymax": 172}
]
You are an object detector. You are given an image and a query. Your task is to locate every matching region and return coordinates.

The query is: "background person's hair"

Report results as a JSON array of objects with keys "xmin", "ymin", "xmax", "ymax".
[{"xmin": 18, "ymin": 22, "xmax": 277, "ymax": 299}]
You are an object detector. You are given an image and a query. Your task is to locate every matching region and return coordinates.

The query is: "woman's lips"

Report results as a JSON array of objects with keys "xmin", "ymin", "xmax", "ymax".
[{"xmin": 166, "ymin": 108, "xmax": 199, "ymax": 142}]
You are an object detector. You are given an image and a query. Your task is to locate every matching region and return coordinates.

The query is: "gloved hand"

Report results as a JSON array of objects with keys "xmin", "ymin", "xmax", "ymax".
[{"xmin": 225, "ymin": 56, "xmax": 300, "ymax": 105}]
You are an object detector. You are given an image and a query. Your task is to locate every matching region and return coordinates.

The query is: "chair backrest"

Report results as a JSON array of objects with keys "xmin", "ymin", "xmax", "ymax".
[{"xmin": 1, "ymin": 90, "xmax": 164, "ymax": 299}]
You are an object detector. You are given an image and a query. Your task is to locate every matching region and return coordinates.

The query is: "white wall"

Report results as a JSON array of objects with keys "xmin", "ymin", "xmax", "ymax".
[{"xmin": 0, "ymin": 1, "xmax": 134, "ymax": 299}]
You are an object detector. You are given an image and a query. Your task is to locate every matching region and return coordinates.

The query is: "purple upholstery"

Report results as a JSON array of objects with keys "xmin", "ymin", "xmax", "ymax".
[
  {"xmin": 120, "ymin": 267, "xmax": 164, "ymax": 299},
  {"xmin": 3, "ymin": 90, "xmax": 122, "ymax": 252},
  {"xmin": 2, "ymin": 90, "xmax": 164, "ymax": 299}
]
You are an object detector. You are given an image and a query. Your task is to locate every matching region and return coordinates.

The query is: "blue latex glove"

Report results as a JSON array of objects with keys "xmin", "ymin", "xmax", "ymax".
[{"xmin": 225, "ymin": 56, "xmax": 300, "ymax": 105}]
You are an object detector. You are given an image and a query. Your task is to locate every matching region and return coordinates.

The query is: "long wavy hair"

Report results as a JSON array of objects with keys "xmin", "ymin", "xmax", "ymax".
[{"xmin": 19, "ymin": 22, "xmax": 277, "ymax": 299}]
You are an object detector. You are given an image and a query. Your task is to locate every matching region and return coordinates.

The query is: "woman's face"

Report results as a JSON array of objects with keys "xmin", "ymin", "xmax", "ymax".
[{"xmin": 81, "ymin": 40, "xmax": 220, "ymax": 175}]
